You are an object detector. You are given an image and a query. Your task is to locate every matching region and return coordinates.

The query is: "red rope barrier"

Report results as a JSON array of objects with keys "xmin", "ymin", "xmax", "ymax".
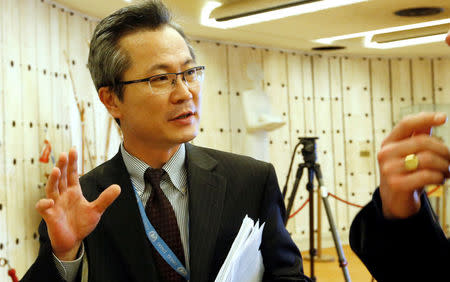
[
  {"xmin": 288, "ymin": 199, "xmax": 310, "ymax": 219},
  {"xmin": 328, "ymin": 193, "xmax": 364, "ymax": 209},
  {"xmin": 288, "ymin": 186, "xmax": 441, "ymax": 219},
  {"xmin": 426, "ymin": 185, "xmax": 441, "ymax": 196}
]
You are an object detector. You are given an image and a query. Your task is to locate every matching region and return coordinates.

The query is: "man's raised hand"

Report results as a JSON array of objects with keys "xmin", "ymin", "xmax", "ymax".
[{"xmin": 35, "ymin": 148, "xmax": 121, "ymax": 260}]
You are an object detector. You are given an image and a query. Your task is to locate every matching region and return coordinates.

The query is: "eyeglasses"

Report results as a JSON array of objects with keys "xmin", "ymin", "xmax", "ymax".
[{"xmin": 117, "ymin": 66, "xmax": 205, "ymax": 95}]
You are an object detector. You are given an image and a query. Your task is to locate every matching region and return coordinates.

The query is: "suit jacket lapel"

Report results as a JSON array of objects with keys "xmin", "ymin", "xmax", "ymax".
[
  {"xmin": 186, "ymin": 144, "xmax": 227, "ymax": 282},
  {"xmin": 94, "ymin": 150, "xmax": 159, "ymax": 282}
]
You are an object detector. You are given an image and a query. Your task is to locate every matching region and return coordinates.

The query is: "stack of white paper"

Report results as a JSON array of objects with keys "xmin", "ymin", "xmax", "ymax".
[{"xmin": 215, "ymin": 215, "xmax": 265, "ymax": 282}]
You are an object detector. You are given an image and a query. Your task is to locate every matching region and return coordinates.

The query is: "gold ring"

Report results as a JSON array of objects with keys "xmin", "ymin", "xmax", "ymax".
[{"xmin": 404, "ymin": 154, "xmax": 419, "ymax": 171}]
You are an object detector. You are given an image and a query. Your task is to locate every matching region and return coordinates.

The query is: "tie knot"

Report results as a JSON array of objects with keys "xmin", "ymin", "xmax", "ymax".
[{"xmin": 144, "ymin": 168, "xmax": 164, "ymax": 187}]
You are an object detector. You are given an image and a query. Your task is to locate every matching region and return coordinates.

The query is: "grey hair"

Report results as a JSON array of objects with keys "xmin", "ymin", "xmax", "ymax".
[{"xmin": 87, "ymin": 0, "xmax": 196, "ymax": 125}]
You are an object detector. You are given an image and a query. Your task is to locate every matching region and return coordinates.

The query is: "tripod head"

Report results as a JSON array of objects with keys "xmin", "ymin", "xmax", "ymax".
[{"xmin": 299, "ymin": 137, "xmax": 318, "ymax": 164}]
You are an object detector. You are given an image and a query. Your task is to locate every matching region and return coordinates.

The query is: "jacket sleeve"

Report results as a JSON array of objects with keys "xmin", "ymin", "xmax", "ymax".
[
  {"xmin": 350, "ymin": 188, "xmax": 450, "ymax": 282},
  {"xmin": 259, "ymin": 163, "xmax": 311, "ymax": 282},
  {"xmin": 20, "ymin": 220, "xmax": 71, "ymax": 282}
]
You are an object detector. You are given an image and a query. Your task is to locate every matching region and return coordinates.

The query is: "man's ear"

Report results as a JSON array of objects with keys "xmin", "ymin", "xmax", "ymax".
[{"xmin": 98, "ymin": 87, "xmax": 122, "ymax": 120}]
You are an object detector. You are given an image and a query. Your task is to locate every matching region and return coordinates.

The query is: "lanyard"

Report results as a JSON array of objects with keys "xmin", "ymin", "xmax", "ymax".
[{"xmin": 132, "ymin": 186, "xmax": 190, "ymax": 280}]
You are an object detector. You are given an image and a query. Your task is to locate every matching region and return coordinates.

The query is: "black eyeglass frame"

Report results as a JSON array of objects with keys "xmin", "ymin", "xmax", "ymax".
[{"xmin": 116, "ymin": 66, "xmax": 206, "ymax": 86}]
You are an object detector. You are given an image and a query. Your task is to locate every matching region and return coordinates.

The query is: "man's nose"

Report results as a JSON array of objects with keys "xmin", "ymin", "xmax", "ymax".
[{"xmin": 170, "ymin": 74, "xmax": 192, "ymax": 101}]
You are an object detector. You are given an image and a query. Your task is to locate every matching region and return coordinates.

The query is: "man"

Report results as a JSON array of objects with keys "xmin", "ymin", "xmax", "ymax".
[
  {"xmin": 349, "ymin": 31, "xmax": 450, "ymax": 281},
  {"xmin": 21, "ymin": 1, "xmax": 309, "ymax": 281}
]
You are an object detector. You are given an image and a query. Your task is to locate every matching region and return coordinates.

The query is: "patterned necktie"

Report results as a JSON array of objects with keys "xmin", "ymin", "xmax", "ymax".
[{"xmin": 144, "ymin": 168, "xmax": 185, "ymax": 281}]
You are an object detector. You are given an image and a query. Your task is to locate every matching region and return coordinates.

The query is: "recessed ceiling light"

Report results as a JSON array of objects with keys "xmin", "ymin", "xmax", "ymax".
[
  {"xmin": 315, "ymin": 18, "xmax": 450, "ymax": 49},
  {"xmin": 312, "ymin": 46, "xmax": 346, "ymax": 51},
  {"xmin": 201, "ymin": 0, "xmax": 368, "ymax": 29},
  {"xmin": 395, "ymin": 7, "xmax": 444, "ymax": 17}
]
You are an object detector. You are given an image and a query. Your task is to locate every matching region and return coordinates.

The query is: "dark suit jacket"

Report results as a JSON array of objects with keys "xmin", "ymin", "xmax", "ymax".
[
  {"xmin": 22, "ymin": 144, "xmax": 310, "ymax": 282},
  {"xmin": 350, "ymin": 188, "xmax": 450, "ymax": 282}
]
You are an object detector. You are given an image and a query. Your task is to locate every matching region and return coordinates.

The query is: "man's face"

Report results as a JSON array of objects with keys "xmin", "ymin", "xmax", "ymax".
[{"xmin": 116, "ymin": 26, "xmax": 201, "ymax": 149}]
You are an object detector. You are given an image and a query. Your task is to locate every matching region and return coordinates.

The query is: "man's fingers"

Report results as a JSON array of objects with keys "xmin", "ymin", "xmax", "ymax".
[
  {"xmin": 388, "ymin": 170, "xmax": 445, "ymax": 193},
  {"xmin": 379, "ymin": 134, "xmax": 450, "ymax": 160},
  {"xmin": 35, "ymin": 198, "xmax": 54, "ymax": 217},
  {"xmin": 67, "ymin": 147, "xmax": 80, "ymax": 187},
  {"xmin": 92, "ymin": 184, "xmax": 121, "ymax": 214},
  {"xmin": 383, "ymin": 112, "xmax": 447, "ymax": 145},
  {"xmin": 381, "ymin": 151, "xmax": 450, "ymax": 175},
  {"xmin": 45, "ymin": 167, "xmax": 61, "ymax": 201},
  {"xmin": 57, "ymin": 152, "xmax": 68, "ymax": 193}
]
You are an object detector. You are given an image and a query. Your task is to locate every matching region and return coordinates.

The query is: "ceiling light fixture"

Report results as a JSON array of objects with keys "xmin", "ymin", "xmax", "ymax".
[
  {"xmin": 201, "ymin": 0, "xmax": 368, "ymax": 29},
  {"xmin": 315, "ymin": 18, "xmax": 450, "ymax": 49}
]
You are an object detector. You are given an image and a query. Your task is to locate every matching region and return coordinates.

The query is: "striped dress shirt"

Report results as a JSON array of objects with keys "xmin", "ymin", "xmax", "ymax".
[
  {"xmin": 54, "ymin": 143, "xmax": 190, "ymax": 281},
  {"xmin": 120, "ymin": 142, "xmax": 190, "ymax": 271}
]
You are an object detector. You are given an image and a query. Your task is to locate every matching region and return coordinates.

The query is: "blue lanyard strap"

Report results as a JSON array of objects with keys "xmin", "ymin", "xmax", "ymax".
[{"xmin": 132, "ymin": 186, "xmax": 190, "ymax": 280}]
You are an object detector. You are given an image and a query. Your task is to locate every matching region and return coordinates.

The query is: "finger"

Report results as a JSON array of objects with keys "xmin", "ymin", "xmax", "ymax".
[
  {"xmin": 383, "ymin": 112, "xmax": 447, "ymax": 145},
  {"xmin": 56, "ymin": 152, "xmax": 68, "ymax": 193},
  {"xmin": 67, "ymin": 147, "xmax": 80, "ymax": 187},
  {"xmin": 35, "ymin": 198, "xmax": 54, "ymax": 217},
  {"xmin": 92, "ymin": 184, "xmax": 121, "ymax": 214},
  {"xmin": 380, "ymin": 134, "xmax": 450, "ymax": 160},
  {"xmin": 381, "ymin": 151, "xmax": 450, "ymax": 175},
  {"xmin": 45, "ymin": 167, "xmax": 61, "ymax": 201},
  {"xmin": 388, "ymin": 170, "xmax": 445, "ymax": 193}
]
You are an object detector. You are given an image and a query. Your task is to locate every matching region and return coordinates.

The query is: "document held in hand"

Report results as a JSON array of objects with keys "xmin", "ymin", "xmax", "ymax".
[{"xmin": 215, "ymin": 215, "xmax": 265, "ymax": 282}]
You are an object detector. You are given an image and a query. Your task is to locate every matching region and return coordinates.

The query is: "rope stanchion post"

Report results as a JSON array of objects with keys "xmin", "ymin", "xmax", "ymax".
[{"xmin": 0, "ymin": 258, "xmax": 18, "ymax": 282}]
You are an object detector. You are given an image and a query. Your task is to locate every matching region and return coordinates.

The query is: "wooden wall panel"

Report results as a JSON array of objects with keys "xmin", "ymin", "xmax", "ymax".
[
  {"xmin": 329, "ymin": 56, "xmax": 349, "ymax": 234},
  {"xmin": 227, "ymin": 45, "xmax": 262, "ymax": 155},
  {"xmin": 370, "ymin": 58, "xmax": 392, "ymax": 185},
  {"xmin": 79, "ymin": 16, "xmax": 97, "ymax": 172},
  {"xmin": 285, "ymin": 53, "xmax": 309, "ymax": 239},
  {"xmin": 36, "ymin": 0, "xmax": 54, "ymax": 185},
  {"xmin": 341, "ymin": 57, "xmax": 376, "ymax": 222},
  {"xmin": 67, "ymin": 12, "xmax": 91, "ymax": 173},
  {"xmin": 50, "ymin": 4, "xmax": 64, "ymax": 160},
  {"xmin": 191, "ymin": 41, "xmax": 231, "ymax": 152},
  {"xmin": 262, "ymin": 49, "xmax": 291, "ymax": 184},
  {"xmin": 312, "ymin": 56, "xmax": 335, "ymax": 194},
  {"xmin": 433, "ymin": 58, "xmax": 450, "ymax": 104},
  {"xmin": 3, "ymin": 0, "xmax": 28, "ymax": 275},
  {"xmin": 312, "ymin": 55, "xmax": 337, "ymax": 244},
  {"xmin": 58, "ymin": 9, "xmax": 72, "ymax": 157},
  {"xmin": 411, "ymin": 58, "xmax": 434, "ymax": 106},
  {"xmin": 302, "ymin": 55, "xmax": 316, "ymax": 137},
  {"xmin": 0, "ymin": 16, "xmax": 7, "ymax": 282},
  {"xmin": 391, "ymin": 58, "xmax": 413, "ymax": 123},
  {"xmin": 19, "ymin": 0, "xmax": 41, "ymax": 266},
  {"xmin": 287, "ymin": 53, "xmax": 306, "ymax": 139}
]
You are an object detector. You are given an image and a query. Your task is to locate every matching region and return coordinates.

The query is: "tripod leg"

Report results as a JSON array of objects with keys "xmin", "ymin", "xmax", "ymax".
[
  {"xmin": 314, "ymin": 164, "xmax": 351, "ymax": 282},
  {"xmin": 285, "ymin": 164, "xmax": 306, "ymax": 225},
  {"xmin": 307, "ymin": 167, "xmax": 316, "ymax": 282}
]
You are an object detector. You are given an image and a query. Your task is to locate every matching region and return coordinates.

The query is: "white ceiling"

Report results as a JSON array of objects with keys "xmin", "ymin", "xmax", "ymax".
[{"xmin": 53, "ymin": 0, "xmax": 450, "ymax": 57}]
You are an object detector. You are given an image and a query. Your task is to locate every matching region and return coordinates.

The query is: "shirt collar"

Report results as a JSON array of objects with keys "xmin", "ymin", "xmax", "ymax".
[{"xmin": 120, "ymin": 143, "xmax": 187, "ymax": 194}]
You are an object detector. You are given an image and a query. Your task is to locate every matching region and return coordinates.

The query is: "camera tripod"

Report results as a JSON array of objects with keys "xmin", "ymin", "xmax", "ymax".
[{"xmin": 283, "ymin": 137, "xmax": 350, "ymax": 282}]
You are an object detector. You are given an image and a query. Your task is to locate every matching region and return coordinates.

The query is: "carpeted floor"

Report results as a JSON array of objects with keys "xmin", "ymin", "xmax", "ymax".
[{"xmin": 301, "ymin": 245, "xmax": 375, "ymax": 282}]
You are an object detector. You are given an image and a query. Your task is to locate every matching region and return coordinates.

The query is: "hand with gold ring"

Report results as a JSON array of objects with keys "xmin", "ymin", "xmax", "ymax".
[{"xmin": 377, "ymin": 112, "xmax": 450, "ymax": 219}]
